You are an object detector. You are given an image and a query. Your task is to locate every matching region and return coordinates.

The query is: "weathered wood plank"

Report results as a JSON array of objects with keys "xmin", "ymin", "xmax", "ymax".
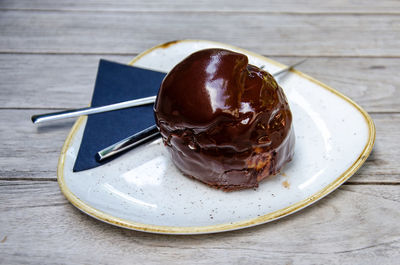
[
  {"xmin": 0, "ymin": 180, "xmax": 399, "ymax": 264},
  {"xmin": 0, "ymin": 109, "xmax": 397, "ymax": 182},
  {"xmin": 0, "ymin": 1, "xmax": 397, "ymax": 264},
  {"xmin": 0, "ymin": 54, "xmax": 128, "ymax": 109},
  {"xmin": 0, "ymin": 11, "xmax": 399, "ymax": 56},
  {"xmin": 1, "ymin": 0, "xmax": 400, "ymax": 13},
  {"xmin": 1, "ymin": 54, "xmax": 399, "ymax": 112},
  {"xmin": 0, "ymin": 110, "xmax": 72, "ymax": 179}
]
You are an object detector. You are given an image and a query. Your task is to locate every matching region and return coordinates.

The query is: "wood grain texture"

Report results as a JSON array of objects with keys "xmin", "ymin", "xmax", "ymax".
[
  {"xmin": 0, "ymin": 11, "xmax": 399, "ymax": 56},
  {"xmin": 1, "ymin": 54, "xmax": 399, "ymax": 112},
  {"xmin": 0, "ymin": 180, "xmax": 399, "ymax": 265},
  {"xmin": 0, "ymin": 0, "xmax": 399, "ymax": 263},
  {"xmin": 0, "ymin": 109, "xmax": 397, "ymax": 182},
  {"xmin": 1, "ymin": 0, "xmax": 400, "ymax": 13},
  {"xmin": 0, "ymin": 109, "xmax": 71, "ymax": 179},
  {"xmin": 0, "ymin": 54, "xmax": 128, "ymax": 109}
]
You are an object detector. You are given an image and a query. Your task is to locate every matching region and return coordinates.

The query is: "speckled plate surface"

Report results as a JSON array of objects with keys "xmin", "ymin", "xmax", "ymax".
[{"xmin": 58, "ymin": 40, "xmax": 375, "ymax": 234}]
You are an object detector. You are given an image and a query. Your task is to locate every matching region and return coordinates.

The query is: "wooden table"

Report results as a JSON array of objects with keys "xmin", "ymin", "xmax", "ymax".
[{"xmin": 1, "ymin": 1, "xmax": 399, "ymax": 264}]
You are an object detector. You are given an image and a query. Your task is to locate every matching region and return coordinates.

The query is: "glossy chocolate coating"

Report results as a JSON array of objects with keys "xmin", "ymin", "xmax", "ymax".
[{"xmin": 154, "ymin": 49, "xmax": 295, "ymax": 190}]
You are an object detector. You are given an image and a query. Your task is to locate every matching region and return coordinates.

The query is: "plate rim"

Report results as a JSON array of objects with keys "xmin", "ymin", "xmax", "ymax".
[{"xmin": 57, "ymin": 39, "xmax": 376, "ymax": 234}]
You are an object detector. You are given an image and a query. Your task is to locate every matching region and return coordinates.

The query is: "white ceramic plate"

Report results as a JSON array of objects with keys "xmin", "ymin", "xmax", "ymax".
[{"xmin": 58, "ymin": 40, "xmax": 375, "ymax": 234}]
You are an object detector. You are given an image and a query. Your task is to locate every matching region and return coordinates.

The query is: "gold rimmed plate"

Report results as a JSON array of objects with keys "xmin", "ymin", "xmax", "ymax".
[{"xmin": 58, "ymin": 40, "xmax": 375, "ymax": 234}]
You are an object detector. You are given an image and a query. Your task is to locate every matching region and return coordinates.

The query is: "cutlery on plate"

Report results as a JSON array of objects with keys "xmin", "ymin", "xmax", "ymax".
[
  {"xmin": 31, "ymin": 59, "xmax": 306, "ymax": 124},
  {"xmin": 95, "ymin": 59, "xmax": 307, "ymax": 161},
  {"xmin": 96, "ymin": 125, "xmax": 159, "ymax": 161}
]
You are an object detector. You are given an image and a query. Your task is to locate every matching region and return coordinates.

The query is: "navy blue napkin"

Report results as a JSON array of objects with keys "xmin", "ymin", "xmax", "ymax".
[{"xmin": 73, "ymin": 59, "xmax": 166, "ymax": 172}]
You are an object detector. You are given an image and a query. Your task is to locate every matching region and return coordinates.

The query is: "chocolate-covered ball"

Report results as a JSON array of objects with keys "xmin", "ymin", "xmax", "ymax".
[{"xmin": 154, "ymin": 48, "xmax": 295, "ymax": 191}]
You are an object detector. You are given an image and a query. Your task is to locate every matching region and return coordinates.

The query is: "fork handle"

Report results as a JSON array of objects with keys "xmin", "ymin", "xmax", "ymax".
[{"xmin": 31, "ymin": 95, "xmax": 156, "ymax": 124}]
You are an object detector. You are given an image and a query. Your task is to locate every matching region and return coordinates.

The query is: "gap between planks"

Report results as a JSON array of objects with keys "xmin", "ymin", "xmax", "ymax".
[
  {"xmin": 1, "ymin": 8, "xmax": 400, "ymax": 16},
  {"xmin": 0, "ymin": 177, "xmax": 58, "ymax": 182}
]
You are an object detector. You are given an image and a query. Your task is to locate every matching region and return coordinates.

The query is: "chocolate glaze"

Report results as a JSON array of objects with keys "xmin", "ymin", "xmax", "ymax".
[{"xmin": 154, "ymin": 49, "xmax": 295, "ymax": 191}]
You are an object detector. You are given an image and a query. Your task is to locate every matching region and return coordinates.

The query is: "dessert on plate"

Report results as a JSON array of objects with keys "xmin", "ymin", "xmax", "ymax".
[{"xmin": 154, "ymin": 48, "xmax": 295, "ymax": 191}]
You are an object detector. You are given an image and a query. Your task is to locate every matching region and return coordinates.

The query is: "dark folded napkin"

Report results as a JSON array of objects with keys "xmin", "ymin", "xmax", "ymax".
[{"xmin": 73, "ymin": 59, "xmax": 166, "ymax": 172}]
